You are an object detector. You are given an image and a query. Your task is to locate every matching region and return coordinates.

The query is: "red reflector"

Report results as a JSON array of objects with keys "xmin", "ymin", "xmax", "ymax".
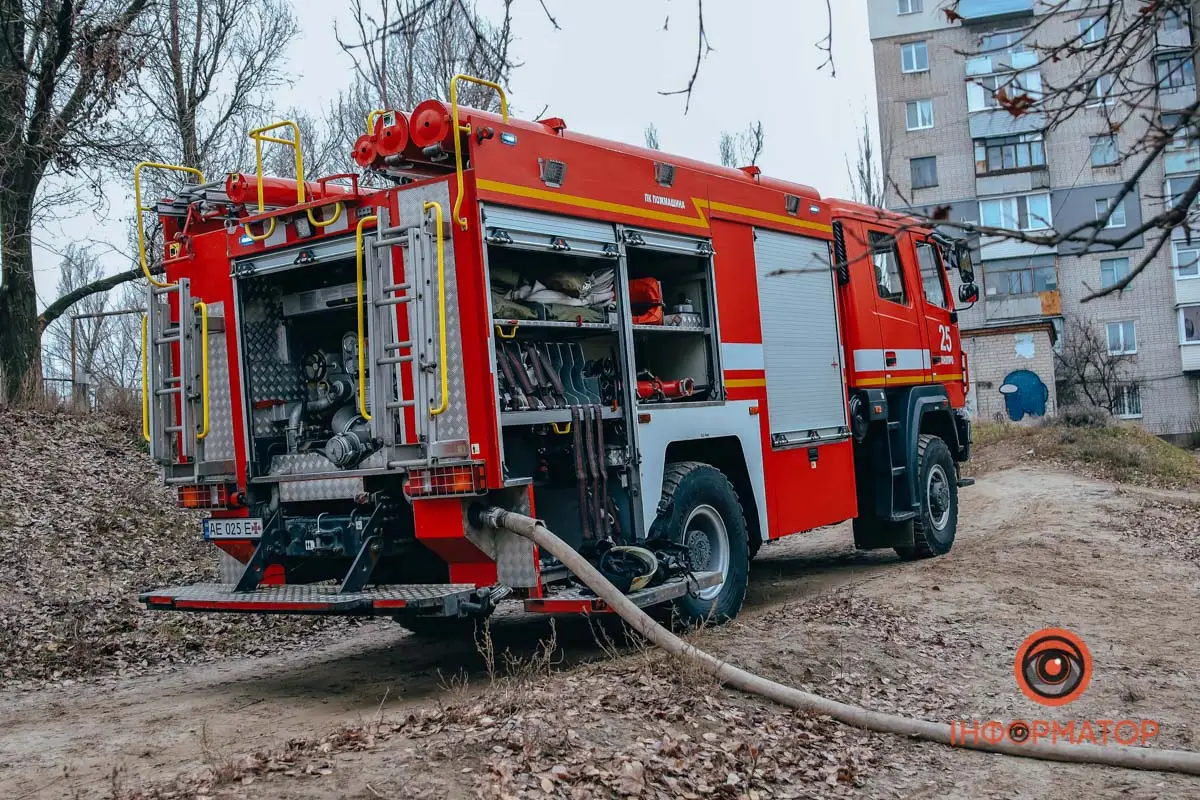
[
  {"xmin": 403, "ymin": 463, "xmax": 486, "ymax": 499},
  {"xmin": 177, "ymin": 482, "xmax": 236, "ymax": 510}
]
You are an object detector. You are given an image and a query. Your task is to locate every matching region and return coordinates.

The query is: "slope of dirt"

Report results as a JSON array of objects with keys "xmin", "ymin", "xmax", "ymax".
[
  {"xmin": 0, "ymin": 408, "xmax": 355, "ymax": 688},
  {"xmin": 5, "ymin": 466, "xmax": 1200, "ymax": 799}
]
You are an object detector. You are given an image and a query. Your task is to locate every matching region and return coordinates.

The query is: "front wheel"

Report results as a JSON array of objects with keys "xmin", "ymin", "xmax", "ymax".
[
  {"xmin": 895, "ymin": 434, "xmax": 958, "ymax": 561},
  {"xmin": 652, "ymin": 462, "xmax": 749, "ymax": 626}
]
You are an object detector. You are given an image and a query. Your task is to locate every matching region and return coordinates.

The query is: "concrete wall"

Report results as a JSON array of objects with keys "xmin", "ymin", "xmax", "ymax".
[{"xmin": 963, "ymin": 327, "xmax": 1058, "ymax": 422}]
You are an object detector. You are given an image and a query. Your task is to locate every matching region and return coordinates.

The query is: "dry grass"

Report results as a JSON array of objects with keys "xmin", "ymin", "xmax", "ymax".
[{"xmin": 968, "ymin": 419, "xmax": 1200, "ymax": 489}]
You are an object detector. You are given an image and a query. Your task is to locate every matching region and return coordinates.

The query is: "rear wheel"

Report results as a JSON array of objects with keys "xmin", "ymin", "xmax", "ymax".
[
  {"xmin": 652, "ymin": 462, "xmax": 749, "ymax": 626},
  {"xmin": 895, "ymin": 434, "xmax": 958, "ymax": 561}
]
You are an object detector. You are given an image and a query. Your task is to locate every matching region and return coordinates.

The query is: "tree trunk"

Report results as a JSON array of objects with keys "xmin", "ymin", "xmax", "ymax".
[{"xmin": 0, "ymin": 186, "xmax": 40, "ymax": 401}]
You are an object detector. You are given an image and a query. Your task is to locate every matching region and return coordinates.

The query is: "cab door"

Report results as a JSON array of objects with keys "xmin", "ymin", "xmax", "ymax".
[
  {"xmin": 914, "ymin": 237, "xmax": 962, "ymax": 399},
  {"xmin": 866, "ymin": 228, "xmax": 930, "ymax": 387}
]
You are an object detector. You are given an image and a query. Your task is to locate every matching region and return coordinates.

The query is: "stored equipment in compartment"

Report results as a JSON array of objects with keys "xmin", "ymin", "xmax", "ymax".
[{"xmin": 133, "ymin": 74, "xmax": 975, "ymax": 627}]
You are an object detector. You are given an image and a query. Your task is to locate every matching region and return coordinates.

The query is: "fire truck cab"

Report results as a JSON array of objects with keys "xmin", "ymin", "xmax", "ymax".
[{"xmin": 139, "ymin": 78, "xmax": 976, "ymax": 627}]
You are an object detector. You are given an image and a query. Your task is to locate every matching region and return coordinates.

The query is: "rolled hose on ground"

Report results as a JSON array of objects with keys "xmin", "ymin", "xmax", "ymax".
[{"xmin": 476, "ymin": 507, "xmax": 1200, "ymax": 777}]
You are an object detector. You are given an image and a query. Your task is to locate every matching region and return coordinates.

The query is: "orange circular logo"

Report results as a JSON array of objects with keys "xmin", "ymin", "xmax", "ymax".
[{"xmin": 1014, "ymin": 628, "xmax": 1092, "ymax": 707}]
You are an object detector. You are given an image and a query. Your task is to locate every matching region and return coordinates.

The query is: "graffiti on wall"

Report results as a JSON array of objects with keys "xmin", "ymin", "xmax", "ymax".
[{"xmin": 998, "ymin": 369, "xmax": 1049, "ymax": 421}]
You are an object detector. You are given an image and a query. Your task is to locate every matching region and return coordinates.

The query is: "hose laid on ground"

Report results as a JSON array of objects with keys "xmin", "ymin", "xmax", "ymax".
[{"xmin": 477, "ymin": 507, "xmax": 1200, "ymax": 777}]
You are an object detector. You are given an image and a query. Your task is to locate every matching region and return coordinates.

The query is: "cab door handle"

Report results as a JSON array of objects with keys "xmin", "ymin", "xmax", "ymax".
[{"xmin": 885, "ymin": 351, "xmax": 897, "ymax": 367}]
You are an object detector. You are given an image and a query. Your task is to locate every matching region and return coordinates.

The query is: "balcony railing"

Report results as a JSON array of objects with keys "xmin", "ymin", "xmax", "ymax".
[
  {"xmin": 1156, "ymin": 24, "xmax": 1192, "ymax": 52},
  {"xmin": 965, "ymin": 50, "xmax": 1037, "ymax": 77}
]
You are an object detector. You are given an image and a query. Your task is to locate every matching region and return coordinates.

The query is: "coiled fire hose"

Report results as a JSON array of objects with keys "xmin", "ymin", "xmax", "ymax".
[{"xmin": 477, "ymin": 507, "xmax": 1200, "ymax": 776}]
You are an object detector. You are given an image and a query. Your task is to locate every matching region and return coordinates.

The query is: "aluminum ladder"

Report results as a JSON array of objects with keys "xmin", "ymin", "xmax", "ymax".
[{"xmin": 144, "ymin": 277, "xmax": 209, "ymax": 480}]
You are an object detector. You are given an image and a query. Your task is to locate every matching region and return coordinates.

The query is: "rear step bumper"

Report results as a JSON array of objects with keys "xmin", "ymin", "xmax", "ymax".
[
  {"xmin": 524, "ymin": 570, "xmax": 722, "ymax": 614},
  {"xmin": 140, "ymin": 583, "xmax": 478, "ymax": 616}
]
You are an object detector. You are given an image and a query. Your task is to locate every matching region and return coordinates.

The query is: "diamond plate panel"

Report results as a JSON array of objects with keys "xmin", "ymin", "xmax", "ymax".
[
  {"xmin": 395, "ymin": 183, "xmax": 469, "ymax": 445},
  {"xmin": 201, "ymin": 302, "xmax": 236, "ymax": 463},
  {"xmin": 266, "ymin": 450, "xmax": 387, "ymax": 477},
  {"xmin": 278, "ymin": 477, "xmax": 366, "ymax": 502},
  {"xmin": 463, "ymin": 487, "xmax": 539, "ymax": 588},
  {"xmin": 217, "ymin": 550, "xmax": 242, "ymax": 583},
  {"xmin": 239, "ymin": 280, "xmax": 302, "ymax": 439}
]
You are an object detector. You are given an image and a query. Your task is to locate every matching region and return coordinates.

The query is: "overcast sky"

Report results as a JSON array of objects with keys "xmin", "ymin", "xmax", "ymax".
[{"xmin": 33, "ymin": 0, "xmax": 877, "ymax": 308}]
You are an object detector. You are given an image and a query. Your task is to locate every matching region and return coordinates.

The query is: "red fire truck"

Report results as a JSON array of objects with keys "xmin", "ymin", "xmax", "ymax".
[{"xmin": 138, "ymin": 76, "xmax": 978, "ymax": 627}]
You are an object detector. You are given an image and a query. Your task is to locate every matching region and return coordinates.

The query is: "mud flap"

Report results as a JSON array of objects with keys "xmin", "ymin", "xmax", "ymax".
[{"xmin": 853, "ymin": 518, "xmax": 915, "ymax": 551}]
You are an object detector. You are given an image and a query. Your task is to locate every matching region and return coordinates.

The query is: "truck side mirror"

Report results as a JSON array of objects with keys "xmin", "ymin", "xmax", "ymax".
[{"xmin": 958, "ymin": 283, "xmax": 980, "ymax": 304}]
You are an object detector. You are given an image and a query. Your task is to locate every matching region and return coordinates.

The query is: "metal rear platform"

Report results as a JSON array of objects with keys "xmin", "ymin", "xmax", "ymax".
[
  {"xmin": 524, "ymin": 571, "xmax": 723, "ymax": 614},
  {"xmin": 140, "ymin": 583, "xmax": 478, "ymax": 615}
]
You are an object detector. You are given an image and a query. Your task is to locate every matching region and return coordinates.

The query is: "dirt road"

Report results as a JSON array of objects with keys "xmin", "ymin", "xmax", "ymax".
[{"xmin": 3, "ymin": 465, "xmax": 1199, "ymax": 798}]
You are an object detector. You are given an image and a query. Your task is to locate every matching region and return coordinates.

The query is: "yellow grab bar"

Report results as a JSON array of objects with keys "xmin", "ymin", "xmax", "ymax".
[
  {"xmin": 494, "ymin": 323, "xmax": 518, "ymax": 339},
  {"xmin": 366, "ymin": 109, "xmax": 385, "ymax": 134},
  {"xmin": 247, "ymin": 120, "xmax": 305, "ymax": 211},
  {"xmin": 355, "ymin": 214, "xmax": 379, "ymax": 421},
  {"xmin": 449, "ymin": 74, "xmax": 509, "ymax": 230},
  {"xmin": 242, "ymin": 216, "xmax": 278, "ymax": 242},
  {"xmin": 134, "ymin": 162, "xmax": 204, "ymax": 288},
  {"xmin": 141, "ymin": 316, "xmax": 150, "ymax": 441},
  {"xmin": 194, "ymin": 301, "xmax": 210, "ymax": 440},
  {"xmin": 551, "ymin": 422, "xmax": 571, "ymax": 435},
  {"xmin": 307, "ymin": 201, "xmax": 344, "ymax": 228},
  {"xmin": 425, "ymin": 201, "xmax": 449, "ymax": 417}
]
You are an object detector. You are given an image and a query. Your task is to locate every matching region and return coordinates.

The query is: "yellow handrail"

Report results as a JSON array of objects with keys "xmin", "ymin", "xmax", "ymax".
[
  {"xmin": 355, "ymin": 214, "xmax": 379, "ymax": 421},
  {"xmin": 494, "ymin": 323, "xmax": 518, "ymax": 339},
  {"xmin": 307, "ymin": 202, "xmax": 344, "ymax": 229},
  {"xmin": 449, "ymin": 74, "xmax": 509, "ymax": 230},
  {"xmin": 242, "ymin": 216, "xmax": 278, "ymax": 242},
  {"xmin": 194, "ymin": 301, "xmax": 210, "ymax": 440},
  {"xmin": 366, "ymin": 109, "xmax": 385, "ymax": 134},
  {"xmin": 141, "ymin": 316, "xmax": 150, "ymax": 442},
  {"xmin": 425, "ymin": 200, "xmax": 449, "ymax": 417},
  {"xmin": 134, "ymin": 162, "xmax": 205, "ymax": 288},
  {"xmin": 248, "ymin": 121, "xmax": 305, "ymax": 210}
]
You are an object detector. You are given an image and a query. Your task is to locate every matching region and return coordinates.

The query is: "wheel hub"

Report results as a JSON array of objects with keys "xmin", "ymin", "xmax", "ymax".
[
  {"xmin": 686, "ymin": 528, "xmax": 713, "ymax": 569},
  {"xmin": 927, "ymin": 464, "xmax": 951, "ymax": 531},
  {"xmin": 680, "ymin": 504, "xmax": 731, "ymax": 602}
]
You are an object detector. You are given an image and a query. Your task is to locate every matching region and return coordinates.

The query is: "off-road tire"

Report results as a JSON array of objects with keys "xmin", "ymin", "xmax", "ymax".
[
  {"xmin": 895, "ymin": 434, "xmax": 958, "ymax": 561},
  {"xmin": 653, "ymin": 461, "xmax": 750, "ymax": 626}
]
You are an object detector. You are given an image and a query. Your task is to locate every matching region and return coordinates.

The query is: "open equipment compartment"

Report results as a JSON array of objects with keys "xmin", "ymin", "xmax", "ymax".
[
  {"xmin": 235, "ymin": 249, "xmax": 381, "ymax": 480},
  {"xmin": 621, "ymin": 227, "xmax": 721, "ymax": 407}
]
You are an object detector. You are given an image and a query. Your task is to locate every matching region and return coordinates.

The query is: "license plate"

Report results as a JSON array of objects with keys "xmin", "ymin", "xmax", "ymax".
[{"xmin": 203, "ymin": 518, "xmax": 264, "ymax": 540}]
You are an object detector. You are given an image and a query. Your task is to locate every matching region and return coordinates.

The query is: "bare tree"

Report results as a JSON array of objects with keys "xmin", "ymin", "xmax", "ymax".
[
  {"xmin": 0, "ymin": 0, "xmax": 152, "ymax": 400},
  {"xmin": 718, "ymin": 121, "xmax": 765, "ymax": 168},
  {"xmin": 1054, "ymin": 315, "xmax": 1132, "ymax": 414},
  {"xmin": 847, "ymin": 111, "xmax": 885, "ymax": 208},
  {"xmin": 644, "ymin": 123, "xmax": 661, "ymax": 151},
  {"xmin": 889, "ymin": 0, "xmax": 1200, "ymax": 301},
  {"xmin": 42, "ymin": 245, "xmax": 109, "ymax": 383}
]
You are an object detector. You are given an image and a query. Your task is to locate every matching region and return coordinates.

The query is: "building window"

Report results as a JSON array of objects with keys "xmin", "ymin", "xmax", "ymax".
[
  {"xmin": 1181, "ymin": 306, "xmax": 1200, "ymax": 343},
  {"xmin": 1079, "ymin": 16, "xmax": 1108, "ymax": 45},
  {"xmin": 986, "ymin": 263, "xmax": 1057, "ymax": 297},
  {"xmin": 1090, "ymin": 74, "xmax": 1116, "ymax": 105},
  {"xmin": 1106, "ymin": 320, "xmax": 1137, "ymax": 355},
  {"xmin": 979, "ymin": 30, "xmax": 1027, "ymax": 54},
  {"xmin": 1090, "ymin": 135, "xmax": 1119, "ymax": 166},
  {"xmin": 1100, "ymin": 257, "xmax": 1130, "ymax": 289},
  {"xmin": 1095, "ymin": 197, "xmax": 1127, "ymax": 228},
  {"xmin": 974, "ymin": 133, "xmax": 1045, "ymax": 175},
  {"xmin": 911, "ymin": 156, "xmax": 938, "ymax": 189},
  {"xmin": 1161, "ymin": 8, "xmax": 1190, "ymax": 32},
  {"xmin": 898, "ymin": 0, "xmax": 922, "ymax": 14},
  {"xmin": 979, "ymin": 193, "xmax": 1052, "ymax": 231},
  {"xmin": 967, "ymin": 70, "xmax": 1042, "ymax": 112},
  {"xmin": 869, "ymin": 231, "xmax": 908, "ymax": 305},
  {"xmin": 901, "ymin": 41, "xmax": 929, "ymax": 73},
  {"xmin": 1051, "ymin": 318, "xmax": 1064, "ymax": 353},
  {"xmin": 1157, "ymin": 54, "xmax": 1196, "ymax": 89},
  {"xmin": 1166, "ymin": 175, "xmax": 1199, "ymax": 210},
  {"xmin": 1174, "ymin": 240, "xmax": 1200, "ymax": 278},
  {"xmin": 906, "ymin": 99, "xmax": 934, "ymax": 130},
  {"xmin": 916, "ymin": 242, "xmax": 948, "ymax": 308},
  {"xmin": 1113, "ymin": 384, "xmax": 1142, "ymax": 419},
  {"xmin": 1162, "ymin": 113, "xmax": 1197, "ymax": 150}
]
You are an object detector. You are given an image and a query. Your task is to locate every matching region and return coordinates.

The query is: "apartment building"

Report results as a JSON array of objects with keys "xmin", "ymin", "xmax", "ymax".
[{"xmin": 867, "ymin": 0, "xmax": 1200, "ymax": 443}]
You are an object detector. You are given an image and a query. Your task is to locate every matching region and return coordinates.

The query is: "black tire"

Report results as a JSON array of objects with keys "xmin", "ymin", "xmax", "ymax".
[
  {"xmin": 652, "ymin": 462, "xmax": 750, "ymax": 626},
  {"xmin": 895, "ymin": 434, "xmax": 958, "ymax": 561}
]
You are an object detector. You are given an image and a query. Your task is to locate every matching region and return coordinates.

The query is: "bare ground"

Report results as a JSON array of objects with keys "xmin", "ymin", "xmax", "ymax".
[{"xmin": 2, "ymin": 465, "xmax": 1200, "ymax": 799}]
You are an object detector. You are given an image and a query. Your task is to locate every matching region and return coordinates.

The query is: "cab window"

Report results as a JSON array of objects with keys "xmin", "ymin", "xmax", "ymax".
[
  {"xmin": 916, "ymin": 242, "xmax": 949, "ymax": 309},
  {"xmin": 868, "ymin": 231, "xmax": 907, "ymax": 305}
]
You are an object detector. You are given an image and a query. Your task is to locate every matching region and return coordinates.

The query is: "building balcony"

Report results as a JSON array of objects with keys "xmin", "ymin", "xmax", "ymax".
[
  {"xmin": 1158, "ymin": 84, "xmax": 1197, "ymax": 111},
  {"xmin": 965, "ymin": 50, "xmax": 1037, "ymax": 77},
  {"xmin": 956, "ymin": 0, "xmax": 1035, "ymax": 24},
  {"xmin": 968, "ymin": 108, "xmax": 1046, "ymax": 139},
  {"xmin": 976, "ymin": 168, "xmax": 1050, "ymax": 198},
  {"xmin": 980, "ymin": 292, "xmax": 1061, "ymax": 324},
  {"xmin": 1165, "ymin": 146, "xmax": 1200, "ymax": 175},
  {"xmin": 978, "ymin": 235, "xmax": 1055, "ymax": 261},
  {"xmin": 1182, "ymin": 344, "xmax": 1200, "ymax": 373},
  {"xmin": 1156, "ymin": 24, "xmax": 1192, "ymax": 52}
]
